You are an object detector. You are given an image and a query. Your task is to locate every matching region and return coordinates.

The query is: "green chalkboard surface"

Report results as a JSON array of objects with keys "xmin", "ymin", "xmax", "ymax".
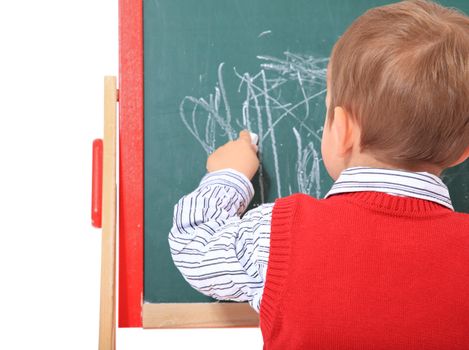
[{"xmin": 144, "ymin": 0, "xmax": 469, "ymax": 304}]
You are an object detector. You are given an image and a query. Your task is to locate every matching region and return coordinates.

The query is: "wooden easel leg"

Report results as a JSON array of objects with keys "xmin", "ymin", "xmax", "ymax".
[{"xmin": 99, "ymin": 76, "xmax": 118, "ymax": 350}]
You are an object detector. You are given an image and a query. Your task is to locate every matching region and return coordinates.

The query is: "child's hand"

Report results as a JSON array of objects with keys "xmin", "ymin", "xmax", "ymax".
[{"xmin": 207, "ymin": 130, "xmax": 260, "ymax": 180}]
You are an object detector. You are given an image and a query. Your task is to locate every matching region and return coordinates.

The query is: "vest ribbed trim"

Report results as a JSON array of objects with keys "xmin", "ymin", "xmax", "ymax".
[
  {"xmin": 339, "ymin": 191, "xmax": 452, "ymax": 215},
  {"xmin": 260, "ymin": 194, "xmax": 299, "ymax": 341}
]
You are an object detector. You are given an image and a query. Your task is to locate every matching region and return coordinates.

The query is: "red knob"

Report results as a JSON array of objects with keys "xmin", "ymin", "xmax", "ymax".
[{"xmin": 92, "ymin": 139, "xmax": 103, "ymax": 228}]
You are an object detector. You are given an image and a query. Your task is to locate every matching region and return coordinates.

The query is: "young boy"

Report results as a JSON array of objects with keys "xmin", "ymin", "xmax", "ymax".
[{"xmin": 169, "ymin": 1, "xmax": 469, "ymax": 348}]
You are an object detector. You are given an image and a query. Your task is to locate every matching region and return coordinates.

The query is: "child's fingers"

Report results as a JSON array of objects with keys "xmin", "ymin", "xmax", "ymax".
[
  {"xmin": 239, "ymin": 130, "xmax": 259, "ymax": 153},
  {"xmin": 238, "ymin": 130, "xmax": 252, "ymax": 143}
]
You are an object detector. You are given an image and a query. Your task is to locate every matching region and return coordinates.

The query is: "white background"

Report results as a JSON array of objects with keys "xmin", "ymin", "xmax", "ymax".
[{"xmin": 0, "ymin": 1, "xmax": 262, "ymax": 349}]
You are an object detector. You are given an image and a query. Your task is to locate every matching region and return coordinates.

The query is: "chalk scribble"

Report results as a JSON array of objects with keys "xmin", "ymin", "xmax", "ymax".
[{"xmin": 179, "ymin": 52, "xmax": 328, "ymax": 201}]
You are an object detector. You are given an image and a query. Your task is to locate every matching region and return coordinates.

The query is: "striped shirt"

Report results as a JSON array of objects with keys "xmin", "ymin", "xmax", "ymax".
[{"xmin": 168, "ymin": 167, "xmax": 453, "ymax": 312}]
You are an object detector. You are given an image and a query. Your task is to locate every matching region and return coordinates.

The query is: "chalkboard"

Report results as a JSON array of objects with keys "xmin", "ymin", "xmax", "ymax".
[{"xmin": 143, "ymin": 0, "xmax": 469, "ymax": 304}]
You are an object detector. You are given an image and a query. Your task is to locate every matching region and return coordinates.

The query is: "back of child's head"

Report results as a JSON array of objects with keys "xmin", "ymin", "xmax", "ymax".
[{"xmin": 329, "ymin": 0, "xmax": 469, "ymax": 169}]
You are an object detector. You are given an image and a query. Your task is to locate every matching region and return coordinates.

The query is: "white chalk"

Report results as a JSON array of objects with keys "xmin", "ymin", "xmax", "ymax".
[{"xmin": 249, "ymin": 132, "xmax": 259, "ymax": 145}]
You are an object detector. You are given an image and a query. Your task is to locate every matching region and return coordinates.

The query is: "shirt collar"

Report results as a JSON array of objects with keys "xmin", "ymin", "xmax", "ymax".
[{"xmin": 325, "ymin": 167, "xmax": 453, "ymax": 211}]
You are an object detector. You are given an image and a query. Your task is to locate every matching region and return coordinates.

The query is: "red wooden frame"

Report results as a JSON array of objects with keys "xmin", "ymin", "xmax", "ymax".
[{"xmin": 118, "ymin": 0, "xmax": 143, "ymax": 327}]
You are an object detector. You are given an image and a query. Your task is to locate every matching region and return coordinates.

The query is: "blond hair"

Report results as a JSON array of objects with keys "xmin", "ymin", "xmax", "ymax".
[{"xmin": 329, "ymin": 0, "xmax": 469, "ymax": 168}]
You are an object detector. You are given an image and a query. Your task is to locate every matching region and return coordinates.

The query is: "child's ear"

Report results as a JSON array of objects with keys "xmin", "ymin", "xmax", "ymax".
[
  {"xmin": 450, "ymin": 146, "xmax": 469, "ymax": 167},
  {"xmin": 332, "ymin": 106, "xmax": 356, "ymax": 156}
]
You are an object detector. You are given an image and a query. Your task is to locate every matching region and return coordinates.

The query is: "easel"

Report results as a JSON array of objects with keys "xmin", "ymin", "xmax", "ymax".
[{"xmin": 92, "ymin": 76, "xmax": 118, "ymax": 350}]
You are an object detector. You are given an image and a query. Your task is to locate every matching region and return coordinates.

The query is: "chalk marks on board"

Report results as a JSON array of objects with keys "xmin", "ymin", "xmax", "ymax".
[
  {"xmin": 258, "ymin": 30, "xmax": 272, "ymax": 38},
  {"xmin": 293, "ymin": 127, "xmax": 321, "ymax": 199},
  {"xmin": 179, "ymin": 63, "xmax": 237, "ymax": 153},
  {"xmin": 179, "ymin": 52, "xmax": 328, "ymax": 202}
]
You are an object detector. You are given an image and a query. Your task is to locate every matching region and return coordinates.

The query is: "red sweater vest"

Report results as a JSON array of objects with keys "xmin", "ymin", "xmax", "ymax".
[{"xmin": 260, "ymin": 192, "xmax": 469, "ymax": 350}]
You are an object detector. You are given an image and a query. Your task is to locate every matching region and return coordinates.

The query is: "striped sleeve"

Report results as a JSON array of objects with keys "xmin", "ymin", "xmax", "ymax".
[{"xmin": 168, "ymin": 168, "xmax": 273, "ymax": 312}]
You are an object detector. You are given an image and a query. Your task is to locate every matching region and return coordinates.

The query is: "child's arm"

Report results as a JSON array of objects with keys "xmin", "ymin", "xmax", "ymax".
[{"xmin": 168, "ymin": 131, "xmax": 272, "ymax": 312}]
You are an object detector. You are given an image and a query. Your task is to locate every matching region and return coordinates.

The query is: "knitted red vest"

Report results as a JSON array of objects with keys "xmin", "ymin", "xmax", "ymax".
[{"xmin": 260, "ymin": 192, "xmax": 469, "ymax": 350}]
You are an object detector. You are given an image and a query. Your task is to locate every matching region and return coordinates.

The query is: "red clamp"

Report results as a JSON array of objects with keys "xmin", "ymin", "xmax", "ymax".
[{"xmin": 92, "ymin": 139, "xmax": 103, "ymax": 228}]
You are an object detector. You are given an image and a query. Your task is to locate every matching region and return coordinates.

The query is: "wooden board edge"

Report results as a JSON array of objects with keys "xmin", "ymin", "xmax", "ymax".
[{"xmin": 142, "ymin": 303, "xmax": 260, "ymax": 329}]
